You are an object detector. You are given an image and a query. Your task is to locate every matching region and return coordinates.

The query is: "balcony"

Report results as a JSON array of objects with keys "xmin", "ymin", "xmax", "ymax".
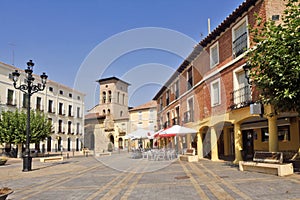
[
  {"xmin": 230, "ymin": 86, "xmax": 252, "ymax": 110},
  {"xmin": 183, "ymin": 110, "xmax": 194, "ymax": 123},
  {"xmin": 233, "ymin": 32, "xmax": 248, "ymax": 58}
]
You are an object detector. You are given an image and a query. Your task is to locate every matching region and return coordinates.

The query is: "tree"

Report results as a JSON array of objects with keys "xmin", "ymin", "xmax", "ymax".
[
  {"xmin": 246, "ymin": 0, "xmax": 300, "ymax": 114},
  {"xmin": 0, "ymin": 110, "xmax": 52, "ymax": 147}
]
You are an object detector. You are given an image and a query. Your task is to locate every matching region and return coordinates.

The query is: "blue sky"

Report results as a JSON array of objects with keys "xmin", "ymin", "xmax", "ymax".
[{"xmin": 0, "ymin": 0, "xmax": 244, "ymax": 110}]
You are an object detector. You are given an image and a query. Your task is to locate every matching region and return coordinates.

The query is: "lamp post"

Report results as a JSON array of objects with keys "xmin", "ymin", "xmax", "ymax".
[
  {"xmin": 243, "ymin": 62, "xmax": 251, "ymax": 85},
  {"xmin": 12, "ymin": 60, "xmax": 48, "ymax": 172}
]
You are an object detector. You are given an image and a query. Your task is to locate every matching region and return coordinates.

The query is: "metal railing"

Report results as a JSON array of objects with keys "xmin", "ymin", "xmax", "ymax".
[
  {"xmin": 230, "ymin": 86, "xmax": 252, "ymax": 109},
  {"xmin": 233, "ymin": 32, "xmax": 248, "ymax": 58}
]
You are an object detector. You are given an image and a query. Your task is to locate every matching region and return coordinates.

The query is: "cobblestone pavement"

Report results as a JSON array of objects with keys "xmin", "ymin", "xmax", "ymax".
[{"xmin": 1, "ymin": 151, "xmax": 300, "ymax": 200}]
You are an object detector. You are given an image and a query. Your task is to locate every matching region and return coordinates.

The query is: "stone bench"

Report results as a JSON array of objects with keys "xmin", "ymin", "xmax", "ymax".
[
  {"xmin": 97, "ymin": 152, "xmax": 112, "ymax": 156},
  {"xmin": 40, "ymin": 156, "xmax": 64, "ymax": 163},
  {"xmin": 179, "ymin": 148, "xmax": 198, "ymax": 162},
  {"xmin": 239, "ymin": 151, "xmax": 293, "ymax": 176}
]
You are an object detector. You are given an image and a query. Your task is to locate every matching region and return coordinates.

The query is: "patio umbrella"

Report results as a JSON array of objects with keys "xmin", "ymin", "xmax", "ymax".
[
  {"xmin": 160, "ymin": 125, "xmax": 197, "ymax": 136},
  {"xmin": 127, "ymin": 129, "xmax": 154, "ymax": 140}
]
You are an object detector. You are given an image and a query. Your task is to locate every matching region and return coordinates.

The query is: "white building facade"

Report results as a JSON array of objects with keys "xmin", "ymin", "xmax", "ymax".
[{"xmin": 0, "ymin": 61, "xmax": 85, "ymax": 154}]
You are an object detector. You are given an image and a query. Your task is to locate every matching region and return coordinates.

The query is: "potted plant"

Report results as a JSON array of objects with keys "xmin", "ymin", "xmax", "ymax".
[
  {"xmin": 0, "ymin": 157, "xmax": 7, "ymax": 166},
  {"xmin": 0, "ymin": 187, "xmax": 13, "ymax": 200}
]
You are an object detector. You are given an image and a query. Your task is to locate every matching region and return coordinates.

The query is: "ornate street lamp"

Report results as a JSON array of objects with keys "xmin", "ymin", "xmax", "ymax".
[{"xmin": 12, "ymin": 60, "xmax": 48, "ymax": 172}]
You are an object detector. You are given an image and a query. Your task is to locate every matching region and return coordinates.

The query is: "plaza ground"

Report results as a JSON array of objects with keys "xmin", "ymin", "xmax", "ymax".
[{"xmin": 1, "ymin": 151, "xmax": 300, "ymax": 200}]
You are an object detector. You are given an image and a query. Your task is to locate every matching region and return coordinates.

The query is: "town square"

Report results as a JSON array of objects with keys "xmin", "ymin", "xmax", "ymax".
[{"xmin": 0, "ymin": 0, "xmax": 300, "ymax": 199}]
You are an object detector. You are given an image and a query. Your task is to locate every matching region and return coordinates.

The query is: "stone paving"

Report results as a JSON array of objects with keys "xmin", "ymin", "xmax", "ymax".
[{"xmin": 0, "ymin": 151, "xmax": 300, "ymax": 200}]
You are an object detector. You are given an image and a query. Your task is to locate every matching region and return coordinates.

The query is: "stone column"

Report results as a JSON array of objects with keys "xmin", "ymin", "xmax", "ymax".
[
  {"xmin": 268, "ymin": 115, "xmax": 278, "ymax": 152},
  {"xmin": 197, "ymin": 132, "xmax": 203, "ymax": 159},
  {"xmin": 186, "ymin": 133, "xmax": 191, "ymax": 149},
  {"xmin": 210, "ymin": 127, "xmax": 219, "ymax": 161},
  {"xmin": 233, "ymin": 122, "xmax": 243, "ymax": 164},
  {"xmin": 265, "ymin": 105, "xmax": 278, "ymax": 152}
]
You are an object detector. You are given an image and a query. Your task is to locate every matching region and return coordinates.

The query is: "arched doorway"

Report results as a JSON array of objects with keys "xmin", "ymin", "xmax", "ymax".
[
  {"xmin": 67, "ymin": 137, "xmax": 71, "ymax": 151},
  {"xmin": 110, "ymin": 135, "xmax": 114, "ymax": 144},
  {"xmin": 47, "ymin": 136, "xmax": 52, "ymax": 152}
]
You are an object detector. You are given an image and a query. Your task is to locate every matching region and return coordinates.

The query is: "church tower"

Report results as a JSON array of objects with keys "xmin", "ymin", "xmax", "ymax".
[{"xmin": 85, "ymin": 77, "xmax": 130, "ymax": 153}]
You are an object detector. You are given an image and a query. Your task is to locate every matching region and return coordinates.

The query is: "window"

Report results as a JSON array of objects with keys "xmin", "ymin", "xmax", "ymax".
[
  {"xmin": 76, "ymin": 123, "xmax": 80, "ymax": 134},
  {"xmin": 49, "ymin": 87, "xmax": 53, "ymax": 92},
  {"xmin": 77, "ymin": 107, "xmax": 80, "ymax": 118},
  {"xmin": 59, "ymin": 90, "xmax": 64, "ymax": 95},
  {"xmin": 69, "ymin": 93, "xmax": 72, "ymax": 98},
  {"xmin": 211, "ymin": 79, "xmax": 221, "ymax": 106},
  {"xmin": 122, "ymin": 94, "xmax": 125, "ymax": 105},
  {"xmin": 48, "ymin": 100, "xmax": 53, "ymax": 113},
  {"xmin": 174, "ymin": 80, "xmax": 179, "ymax": 99},
  {"xmin": 77, "ymin": 96, "xmax": 80, "ymax": 100},
  {"xmin": 210, "ymin": 42, "xmax": 219, "ymax": 68},
  {"xmin": 278, "ymin": 126, "xmax": 290, "ymax": 141},
  {"xmin": 7, "ymin": 89, "xmax": 14, "ymax": 106},
  {"xmin": 149, "ymin": 109, "xmax": 155, "ymax": 120},
  {"xmin": 138, "ymin": 111, "xmax": 142, "ymax": 120},
  {"xmin": 68, "ymin": 121, "xmax": 72, "ymax": 134},
  {"xmin": 184, "ymin": 98, "xmax": 194, "ymax": 123},
  {"xmin": 262, "ymin": 126, "xmax": 290, "ymax": 142},
  {"xmin": 108, "ymin": 90, "xmax": 112, "ymax": 103},
  {"xmin": 59, "ymin": 103, "xmax": 64, "ymax": 115},
  {"xmin": 102, "ymin": 91, "xmax": 106, "ymax": 103},
  {"xmin": 23, "ymin": 93, "xmax": 29, "ymax": 108},
  {"xmin": 58, "ymin": 120, "xmax": 63, "ymax": 133},
  {"xmin": 166, "ymin": 90, "xmax": 170, "ymax": 105},
  {"xmin": 36, "ymin": 97, "xmax": 42, "ymax": 111},
  {"xmin": 117, "ymin": 92, "xmax": 120, "ymax": 103},
  {"xmin": 68, "ymin": 105, "xmax": 72, "ymax": 116},
  {"xmin": 159, "ymin": 98, "xmax": 163, "ymax": 111},
  {"xmin": 272, "ymin": 15, "xmax": 280, "ymax": 21},
  {"xmin": 187, "ymin": 67, "xmax": 193, "ymax": 90},
  {"xmin": 166, "ymin": 112, "xmax": 170, "ymax": 127},
  {"xmin": 232, "ymin": 18, "xmax": 248, "ymax": 58},
  {"xmin": 171, "ymin": 106, "xmax": 180, "ymax": 125}
]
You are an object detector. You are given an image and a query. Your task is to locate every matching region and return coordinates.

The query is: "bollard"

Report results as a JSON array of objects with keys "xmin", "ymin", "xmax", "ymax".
[{"xmin": 67, "ymin": 153, "xmax": 69, "ymax": 159}]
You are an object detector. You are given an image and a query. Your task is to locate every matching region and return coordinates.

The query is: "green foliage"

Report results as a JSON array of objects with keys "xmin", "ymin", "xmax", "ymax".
[
  {"xmin": 0, "ymin": 110, "xmax": 52, "ymax": 145},
  {"xmin": 247, "ymin": 0, "xmax": 300, "ymax": 114}
]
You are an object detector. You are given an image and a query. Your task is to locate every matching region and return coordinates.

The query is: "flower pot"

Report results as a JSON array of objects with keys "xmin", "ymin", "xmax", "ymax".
[{"xmin": 0, "ymin": 188, "xmax": 13, "ymax": 200}]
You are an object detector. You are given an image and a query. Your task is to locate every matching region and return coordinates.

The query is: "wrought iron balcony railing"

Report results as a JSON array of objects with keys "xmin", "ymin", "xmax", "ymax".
[{"xmin": 230, "ymin": 86, "xmax": 252, "ymax": 110}]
